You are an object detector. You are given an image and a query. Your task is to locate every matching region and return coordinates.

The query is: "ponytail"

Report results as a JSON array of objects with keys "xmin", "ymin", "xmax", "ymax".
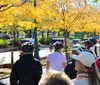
[{"xmin": 88, "ymin": 63, "xmax": 100, "ymax": 85}]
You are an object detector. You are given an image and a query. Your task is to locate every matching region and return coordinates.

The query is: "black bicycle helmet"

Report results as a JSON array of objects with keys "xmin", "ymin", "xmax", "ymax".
[
  {"xmin": 53, "ymin": 41, "xmax": 63, "ymax": 49},
  {"xmin": 21, "ymin": 42, "xmax": 34, "ymax": 52},
  {"xmin": 88, "ymin": 38, "xmax": 97, "ymax": 45}
]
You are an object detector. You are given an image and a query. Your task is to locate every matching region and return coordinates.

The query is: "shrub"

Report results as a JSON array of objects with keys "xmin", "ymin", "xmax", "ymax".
[
  {"xmin": 39, "ymin": 37, "xmax": 52, "ymax": 45},
  {"xmin": 0, "ymin": 39, "xmax": 9, "ymax": 48},
  {"xmin": 12, "ymin": 38, "xmax": 21, "ymax": 47}
]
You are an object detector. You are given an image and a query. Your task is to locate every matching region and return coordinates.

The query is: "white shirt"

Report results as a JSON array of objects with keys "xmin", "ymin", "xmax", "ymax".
[
  {"xmin": 29, "ymin": 38, "xmax": 34, "ymax": 44},
  {"xmin": 72, "ymin": 73, "xmax": 89, "ymax": 85},
  {"xmin": 46, "ymin": 52, "xmax": 67, "ymax": 71},
  {"xmin": 90, "ymin": 44, "xmax": 100, "ymax": 59}
]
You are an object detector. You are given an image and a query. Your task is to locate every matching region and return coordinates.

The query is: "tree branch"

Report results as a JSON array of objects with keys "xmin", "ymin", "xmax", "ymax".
[
  {"xmin": 0, "ymin": 1, "xmax": 32, "ymax": 12},
  {"xmin": 67, "ymin": 14, "xmax": 80, "ymax": 31},
  {"xmin": 0, "ymin": 4, "xmax": 8, "ymax": 9},
  {"xmin": 0, "ymin": 5, "xmax": 12, "ymax": 12}
]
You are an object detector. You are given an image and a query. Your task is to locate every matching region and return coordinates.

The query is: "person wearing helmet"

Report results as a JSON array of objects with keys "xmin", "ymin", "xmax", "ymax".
[
  {"xmin": 46, "ymin": 41, "xmax": 67, "ymax": 72},
  {"xmin": 64, "ymin": 47, "xmax": 84, "ymax": 79},
  {"xmin": 71, "ymin": 52, "xmax": 100, "ymax": 85},
  {"xmin": 84, "ymin": 40, "xmax": 93, "ymax": 50},
  {"xmin": 10, "ymin": 42, "xmax": 42, "ymax": 85},
  {"xmin": 88, "ymin": 38, "xmax": 100, "ymax": 59},
  {"xmin": 89, "ymin": 38, "xmax": 97, "ymax": 45}
]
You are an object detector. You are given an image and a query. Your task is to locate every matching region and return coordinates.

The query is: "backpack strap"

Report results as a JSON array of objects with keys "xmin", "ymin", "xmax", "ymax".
[{"xmin": 94, "ymin": 46, "xmax": 98, "ymax": 58}]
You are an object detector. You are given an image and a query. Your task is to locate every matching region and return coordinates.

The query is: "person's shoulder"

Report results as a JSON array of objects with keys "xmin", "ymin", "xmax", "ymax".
[
  {"xmin": 67, "ymin": 59, "xmax": 74, "ymax": 64},
  {"xmin": 33, "ymin": 58, "xmax": 42, "ymax": 68},
  {"xmin": 34, "ymin": 58, "xmax": 41, "ymax": 64},
  {"xmin": 71, "ymin": 78, "xmax": 89, "ymax": 85},
  {"xmin": 34, "ymin": 58, "xmax": 39, "ymax": 62},
  {"xmin": 13, "ymin": 59, "xmax": 20, "ymax": 65},
  {"xmin": 71, "ymin": 78, "xmax": 76, "ymax": 82},
  {"xmin": 61, "ymin": 53, "xmax": 66, "ymax": 57},
  {"xmin": 48, "ymin": 52, "xmax": 55, "ymax": 57},
  {"xmin": 12, "ymin": 59, "xmax": 21, "ymax": 69}
]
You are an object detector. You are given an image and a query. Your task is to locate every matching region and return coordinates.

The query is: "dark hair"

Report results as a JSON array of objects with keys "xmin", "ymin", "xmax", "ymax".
[
  {"xmin": 84, "ymin": 40, "xmax": 93, "ymax": 49},
  {"xmin": 21, "ymin": 42, "xmax": 34, "ymax": 52},
  {"xmin": 86, "ymin": 63, "xmax": 100, "ymax": 85}
]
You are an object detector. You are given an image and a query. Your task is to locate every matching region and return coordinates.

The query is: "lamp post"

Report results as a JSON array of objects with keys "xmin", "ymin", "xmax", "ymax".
[{"xmin": 33, "ymin": 0, "xmax": 40, "ymax": 60}]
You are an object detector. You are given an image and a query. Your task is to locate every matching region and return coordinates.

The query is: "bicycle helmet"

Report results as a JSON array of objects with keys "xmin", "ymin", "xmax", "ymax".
[
  {"xmin": 88, "ymin": 37, "xmax": 97, "ymax": 45},
  {"xmin": 53, "ymin": 41, "xmax": 63, "ymax": 49},
  {"xmin": 84, "ymin": 40, "xmax": 93, "ymax": 49},
  {"xmin": 21, "ymin": 42, "xmax": 34, "ymax": 52},
  {"xmin": 72, "ymin": 44, "xmax": 85, "ymax": 54}
]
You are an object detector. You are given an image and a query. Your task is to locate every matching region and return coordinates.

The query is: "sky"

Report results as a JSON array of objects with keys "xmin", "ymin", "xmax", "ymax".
[{"xmin": 87, "ymin": 0, "xmax": 99, "ymax": 6}]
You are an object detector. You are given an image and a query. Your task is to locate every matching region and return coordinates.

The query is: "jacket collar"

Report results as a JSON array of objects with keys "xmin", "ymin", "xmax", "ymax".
[{"xmin": 20, "ymin": 53, "xmax": 33, "ymax": 59}]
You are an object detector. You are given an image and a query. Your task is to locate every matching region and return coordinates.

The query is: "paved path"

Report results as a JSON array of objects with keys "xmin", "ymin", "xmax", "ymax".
[{"xmin": 0, "ymin": 48, "xmax": 52, "ymax": 64}]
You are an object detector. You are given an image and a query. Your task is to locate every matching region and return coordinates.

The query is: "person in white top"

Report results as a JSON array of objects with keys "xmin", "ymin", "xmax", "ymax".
[
  {"xmin": 89, "ymin": 38, "xmax": 100, "ymax": 59},
  {"xmin": 71, "ymin": 52, "xmax": 100, "ymax": 85},
  {"xmin": 83, "ymin": 38, "xmax": 100, "ymax": 59},
  {"xmin": 46, "ymin": 41, "xmax": 67, "ymax": 72}
]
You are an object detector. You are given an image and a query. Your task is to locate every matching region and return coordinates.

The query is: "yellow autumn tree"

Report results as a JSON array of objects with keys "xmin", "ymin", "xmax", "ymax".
[
  {"xmin": 35, "ymin": 0, "xmax": 87, "ymax": 58},
  {"xmin": 71, "ymin": 4, "xmax": 100, "ymax": 38}
]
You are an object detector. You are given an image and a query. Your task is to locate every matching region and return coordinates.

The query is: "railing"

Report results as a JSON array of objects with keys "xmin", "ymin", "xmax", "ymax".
[{"xmin": 0, "ymin": 52, "xmax": 47, "ymax": 68}]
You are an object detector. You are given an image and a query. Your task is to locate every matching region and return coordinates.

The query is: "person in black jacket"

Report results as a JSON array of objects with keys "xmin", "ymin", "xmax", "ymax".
[
  {"xmin": 64, "ymin": 50, "xmax": 77, "ymax": 79},
  {"xmin": 64, "ymin": 46, "xmax": 84, "ymax": 79},
  {"xmin": 10, "ymin": 42, "xmax": 42, "ymax": 85}
]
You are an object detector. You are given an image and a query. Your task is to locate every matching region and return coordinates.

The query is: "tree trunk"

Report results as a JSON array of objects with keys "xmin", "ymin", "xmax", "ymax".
[
  {"xmin": 58, "ymin": 32, "xmax": 60, "ymax": 37},
  {"xmin": 87, "ymin": 32, "xmax": 89, "ymax": 37},
  {"xmin": 32, "ymin": 29, "xmax": 35, "ymax": 39},
  {"xmin": 33, "ymin": 0, "xmax": 40, "ymax": 61},
  {"xmin": 67, "ymin": 32, "xmax": 69, "ymax": 37},
  {"xmin": 47, "ymin": 30, "xmax": 50, "ymax": 38},
  {"xmin": 13, "ymin": 31, "xmax": 16, "ymax": 38},
  {"xmin": 17, "ymin": 31, "xmax": 19, "ymax": 38},
  {"xmin": 90, "ymin": 32, "xmax": 92, "ymax": 37},
  {"xmin": 93, "ymin": 29, "xmax": 96, "ymax": 38},
  {"xmin": 64, "ymin": 29, "xmax": 68, "ymax": 60},
  {"xmin": 29, "ymin": 29, "xmax": 32, "ymax": 38},
  {"xmin": 81, "ymin": 32, "xmax": 84, "ymax": 40},
  {"xmin": 42, "ymin": 31, "xmax": 44, "ymax": 38},
  {"xmin": 34, "ymin": 27, "xmax": 40, "ymax": 60}
]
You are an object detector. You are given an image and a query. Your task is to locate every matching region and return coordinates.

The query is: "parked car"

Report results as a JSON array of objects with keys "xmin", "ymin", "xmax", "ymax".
[
  {"xmin": 18, "ymin": 38, "xmax": 41, "ymax": 49},
  {"xmin": 0, "ymin": 33, "xmax": 10, "ymax": 39}
]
